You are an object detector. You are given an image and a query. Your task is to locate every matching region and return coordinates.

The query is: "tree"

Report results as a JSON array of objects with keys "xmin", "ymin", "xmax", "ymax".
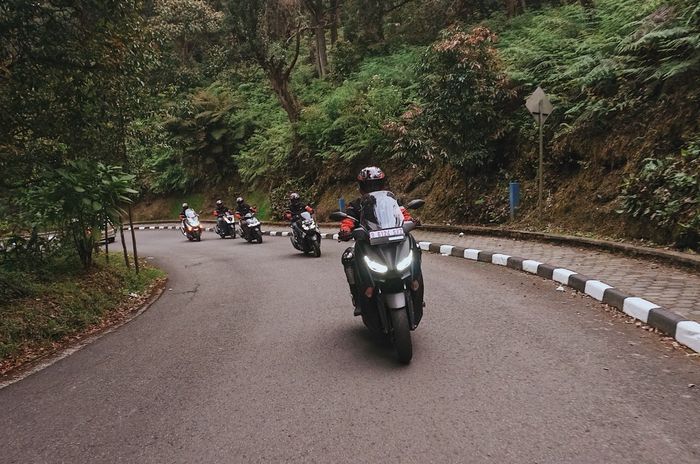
[
  {"xmin": 0, "ymin": 1, "xmax": 149, "ymax": 229},
  {"xmin": 23, "ymin": 161, "xmax": 138, "ymax": 268},
  {"xmin": 393, "ymin": 26, "xmax": 514, "ymax": 175},
  {"xmin": 164, "ymin": 87, "xmax": 244, "ymax": 186},
  {"xmin": 342, "ymin": 0, "xmax": 414, "ymax": 46},
  {"xmin": 227, "ymin": 0, "xmax": 304, "ymax": 123},
  {"xmin": 303, "ymin": 0, "xmax": 329, "ymax": 77}
]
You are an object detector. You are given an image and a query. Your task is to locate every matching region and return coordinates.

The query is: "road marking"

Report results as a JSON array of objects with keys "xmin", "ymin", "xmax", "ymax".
[
  {"xmin": 439, "ymin": 245, "xmax": 454, "ymax": 255},
  {"xmin": 675, "ymin": 321, "xmax": 700, "ymax": 352},
  {"xmin": 464, "ymin": 249, "xmax": 480, "ymax": 260},
  {"xmin": 553, "ymin": 268, "xmax": 576, "ymax": 284},
  {"xmin": 584, "ymin": 280, "xmax": 613, "ymax": 301},
  {"xmin": 492, "ymin": 254, "xmax": 510, "ymax": 266}
]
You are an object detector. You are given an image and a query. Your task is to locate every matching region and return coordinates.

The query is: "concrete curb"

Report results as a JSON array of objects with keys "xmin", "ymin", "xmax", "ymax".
[
  {"xmin": 125, "ymin": 224, "xmax": 700, "ymax": 353},
  {"xmin": 126, "ymin": 220, "xmax": 700, "ymax": 271},
  {"xmin": 410, "ymin": 240, "xmax": 700, "ymax": 354}
]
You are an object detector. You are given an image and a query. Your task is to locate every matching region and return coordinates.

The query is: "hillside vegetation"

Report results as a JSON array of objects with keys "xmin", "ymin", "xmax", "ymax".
[{"xmin": 2, "ymin": 0, "xmax": 699, "ymax": 249}]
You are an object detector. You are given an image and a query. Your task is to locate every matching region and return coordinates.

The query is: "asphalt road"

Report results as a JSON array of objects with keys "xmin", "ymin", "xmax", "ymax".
[{"xmin": 1, "ymin": 230, "xmax": 698, "ymax": 464}]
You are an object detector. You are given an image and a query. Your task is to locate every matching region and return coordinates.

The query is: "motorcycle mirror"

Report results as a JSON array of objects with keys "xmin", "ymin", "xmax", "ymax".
[
  {"xmin": 405, "ymin": 199, "xmax": 425, "ymax": 210},
  {"xmin": 329, "ymin": 211, "xmax": 349, "ymax": 221}
]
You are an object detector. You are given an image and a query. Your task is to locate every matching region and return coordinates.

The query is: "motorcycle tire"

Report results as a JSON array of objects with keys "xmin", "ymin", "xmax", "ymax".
[
  {"xmin": 257, "ymin": 233, "xmax": 263, "ymax": 244},
  {"xmin": 389, "ymin": 309, "xmax": 412, "ymax": 364},
  {"xmin": 312, "ymin": 240, "xmax": 321, "ymax": 258}
]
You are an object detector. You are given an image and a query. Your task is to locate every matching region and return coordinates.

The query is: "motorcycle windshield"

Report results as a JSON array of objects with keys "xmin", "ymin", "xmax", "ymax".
[
  {"xmin": 361, "ymin": 191, "xmax": 404, "ymax": 231},
  {"xmin": 300, "ymin": 212, "xmax": 312, "ymax": 222},
  {"xmin": 185, "ymin": 209, "xmax": 199, "ymax": 226}
]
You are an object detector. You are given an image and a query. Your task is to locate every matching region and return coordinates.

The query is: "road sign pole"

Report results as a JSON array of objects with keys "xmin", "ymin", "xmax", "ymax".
[
  {"xmin": 538, "ymin": 102, "xmax": 543, "ymax": 222},
  {"xmin": 525, "ymin": 86, "xmax": 553, "ymax": 225}
]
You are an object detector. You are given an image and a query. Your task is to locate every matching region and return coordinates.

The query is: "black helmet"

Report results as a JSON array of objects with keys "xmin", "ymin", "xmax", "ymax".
[
  {"xmin": 357, "ymin": 166, "xmax": 386, "ymax": 193},
  {"xmin": 290, "ymin": 192, "xmax": 300, "ymax": 203},
  {"xmin": 182, "ymin": 202, "xmax": 189, "ymax": 209},
  {"xmin": 236, "ymin": 197, "xmax": 244, "ymax": 204},
  {"xmin": 216, "ymin": 199, "xmax": 223, "ymax": 206}
]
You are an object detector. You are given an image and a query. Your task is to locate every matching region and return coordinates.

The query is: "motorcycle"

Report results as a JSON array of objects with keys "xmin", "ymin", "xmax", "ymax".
[
  {"xmin": 181, "ymin": 208, "xmax": 202, "ymax": 241},
  {"xmin": 289, "ymin": 211, "xmax": 321, "ymax": 257},
  {"xmin": 214, "ymin": 210, "xmax": 237, "ymax": 239},
  {"xmin": 330, "ymin": 193, "xmax": 425, "ymax": 364},
  {"xmin": 237, "ymin": 211, "xmax": 263, "ymax": 243}
]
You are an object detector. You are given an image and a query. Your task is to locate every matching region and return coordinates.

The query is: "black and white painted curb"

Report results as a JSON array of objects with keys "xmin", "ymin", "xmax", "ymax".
[
  {"xmin": 126, "ymin": 225, "xmax": 216, "ymax": 232},
  {"xmin": 126, "ymin": 225, "xmax": 700, "ymax": 353},
  {"xmin": 413, "ymin": 240, "xmax": 700, "ymax": 354}
]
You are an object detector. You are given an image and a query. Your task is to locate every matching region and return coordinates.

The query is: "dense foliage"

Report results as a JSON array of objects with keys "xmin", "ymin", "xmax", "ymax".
[{"xmin": 2, "ymin": 0, "xmax": 699, "ymax": 251}]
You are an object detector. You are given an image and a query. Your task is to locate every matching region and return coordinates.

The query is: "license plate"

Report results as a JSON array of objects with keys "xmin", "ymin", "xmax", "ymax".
[{"xmin": 369, "ymin": 227, "xmax": 404, "ymax": 244}]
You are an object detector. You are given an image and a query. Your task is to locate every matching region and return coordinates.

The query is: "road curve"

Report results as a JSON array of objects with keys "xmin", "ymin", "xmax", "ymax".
[{"xmin": 1, "ymin": 230, "xmax": 698, "ymax": 463}]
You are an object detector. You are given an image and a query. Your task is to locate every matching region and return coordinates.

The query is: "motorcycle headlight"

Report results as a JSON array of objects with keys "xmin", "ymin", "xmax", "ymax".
[
  {"xmin": 302, "ymin": 221, "xmax": 315, "ymax": 231},
  {"xmin": 364, "ymin": 256, "xmax": 388, "ymax": 274},
  {"xmin": 397, "ymin": 251, "xmax": 413, "ymax": 271}
]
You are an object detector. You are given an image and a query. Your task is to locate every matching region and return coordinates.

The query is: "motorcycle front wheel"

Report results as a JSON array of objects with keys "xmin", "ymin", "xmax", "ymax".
[
  {"xmin": 312, "ymin": 240, "xmax": 321, "ymax": 257},
  {"xmin": 389, "ymin": 309, "xmax": 412, "ymax": 364}
]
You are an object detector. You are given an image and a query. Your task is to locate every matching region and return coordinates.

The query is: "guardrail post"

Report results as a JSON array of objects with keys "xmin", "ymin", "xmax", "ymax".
[{"xmin": 509, "ymin": 181, "xmax": 520, "ymax": 220}]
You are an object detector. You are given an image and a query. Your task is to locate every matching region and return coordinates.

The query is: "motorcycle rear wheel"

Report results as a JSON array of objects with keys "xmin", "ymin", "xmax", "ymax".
[{"xmin": 389, "ymin": 309, "xmax": 412, "ymax": 364}]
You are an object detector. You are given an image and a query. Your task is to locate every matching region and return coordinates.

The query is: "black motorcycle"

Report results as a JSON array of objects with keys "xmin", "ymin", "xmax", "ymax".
[
  {"xmin": 290, "ymin": 211, "xmax": 321, "ymax": 257},
  {"xmin": 330, "ymin": 193, "xmax": 425, "ymax": 364},
  {"xmin": 237, "ymin": 211, "xmax": 263, "ymax": 243},
  {"xmin": 214, "ymin": 211, "xmax": 236, "ymax": 239}
]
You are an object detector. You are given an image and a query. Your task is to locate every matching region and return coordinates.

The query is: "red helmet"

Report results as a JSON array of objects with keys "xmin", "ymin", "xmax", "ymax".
[{"xmin": 357, "ymin": 166, "xmax": 386, "ymax": 193}]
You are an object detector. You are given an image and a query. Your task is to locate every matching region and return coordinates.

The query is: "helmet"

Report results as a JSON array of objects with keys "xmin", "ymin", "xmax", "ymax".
[
  {"xmin": 216, "ymin": 199, "xmax": 223, "ymax": 206},
  {"xmin": 182, "ymin": 202, "xmax": 189, "ymax": 209},
  {"xmin": 236, "ymin": 197, "xmax": 244, "ymax": 204},
  {"xmin": 357, "ymin": 166, "xmax": 386, "ymax": 193},
  {"xmin": 290, "ymin": 192, "xmax": 300, "ymax": 203}
]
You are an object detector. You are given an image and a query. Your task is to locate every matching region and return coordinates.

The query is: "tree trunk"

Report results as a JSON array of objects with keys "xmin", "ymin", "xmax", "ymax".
[
  {"xmin": 314, "ymin": 22, "xmax": 328, "ymax": 78},
  {"xmin": 268, "ymin": 66, "xmax": 301, "ymax": 123},
  {"xmin": 330, "ymin": 0, "xmax": 339, "ymax": 45}
]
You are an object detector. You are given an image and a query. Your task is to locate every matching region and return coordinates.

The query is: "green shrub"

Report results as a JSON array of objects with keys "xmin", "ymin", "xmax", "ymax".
[
  {"xmin": 269, "ymin": 180, "xmax": 318, "ymax": 221},
  {"xmin": 619, "ymin": 138, "xmax": 700, "ymax": 249}
]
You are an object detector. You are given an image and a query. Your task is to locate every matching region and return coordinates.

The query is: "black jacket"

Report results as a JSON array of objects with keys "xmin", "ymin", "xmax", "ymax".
[{"xmin": 236, "ymin": 202, "xmax": 252, "ymax": 216}]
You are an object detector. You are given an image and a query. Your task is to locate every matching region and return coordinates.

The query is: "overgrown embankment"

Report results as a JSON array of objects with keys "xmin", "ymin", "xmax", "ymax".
[
  {"xmin": 0, "ymin": 254, "xmax": 165, "ymax": 375},
  {"xmin": 129, "ymin": 0, "xmax": 699, "ymax": 249}
]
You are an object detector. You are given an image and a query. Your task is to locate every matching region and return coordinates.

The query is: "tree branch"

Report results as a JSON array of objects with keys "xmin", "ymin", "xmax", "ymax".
[
  {"xmin": 384, "ymin": 0, "xmax": 415, "ymax": 14},
  {"xmin": 284, "ymin": 22, "xmax": 302, "ymax": 79}
]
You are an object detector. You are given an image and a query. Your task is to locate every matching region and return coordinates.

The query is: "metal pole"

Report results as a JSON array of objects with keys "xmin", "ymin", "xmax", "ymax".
[
  {"xmin": 119, "ymin": 216, "xmax": 130, "ymax": 269},
  {"xmin": 538, "ymin": 101, "xmax": 544, "ymax": 222},
  {"xmin": 128, "ymin": 205, "xmax": 139, "ymax": 274},
  {"xmin": 103, "ymin": 217, "xmax": 109, "ymax": 263}
]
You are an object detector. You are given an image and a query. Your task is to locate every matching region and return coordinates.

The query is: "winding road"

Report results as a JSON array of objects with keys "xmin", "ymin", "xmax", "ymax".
[{"xmin": 1, "ymin": 230, "xmax": 698, "ymax": 463}]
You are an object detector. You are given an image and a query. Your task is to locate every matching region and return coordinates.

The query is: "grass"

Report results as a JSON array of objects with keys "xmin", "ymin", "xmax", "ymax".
[
  {"xmin": 167, "ymin": 192, "xmax": 205, "ymax": 218},
  {"xmin": 245, "ymin": 190, "xmax": 271, "ymax": 221},
  {"xmin": 0, "ymin": 253, "xmax": 165, "ymax": 367}
]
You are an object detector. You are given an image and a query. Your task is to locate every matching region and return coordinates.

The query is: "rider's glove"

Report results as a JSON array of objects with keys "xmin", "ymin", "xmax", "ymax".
[{"xmin": 338, "ymin": 229, "xmax": 353, "ymax": 241}]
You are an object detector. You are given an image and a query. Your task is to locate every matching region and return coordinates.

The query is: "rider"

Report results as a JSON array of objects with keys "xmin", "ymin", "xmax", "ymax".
[
  {"xmin": 214, "ymin": 199, "xmax": 233, "ymax": 235},
  {"xmin": 214, "ymin": 199, "xmax": 230, "ymax": 216},
  {"xmin": 337, "ymin": 166, "xmax": 422, "ymax": 317},
  {"xmin": 235, "ymin": 197, "xmax": 253, "ymax": 216},
  {"xmin": 284, "ymin": 193, "xmax": 314, "ymax": 235},
  {"xmin": 179, "ymin": 202, "xmax": 190, "ymax": 224}
]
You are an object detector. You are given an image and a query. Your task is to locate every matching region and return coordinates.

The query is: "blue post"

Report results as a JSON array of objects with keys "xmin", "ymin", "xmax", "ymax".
[
  {"xmin": 509, "ymin": 181, "xmax": 520, "ymax": 219},
  {"xmin": 338, "ymin": 197, "xmax": 346, "ymax": 212}
]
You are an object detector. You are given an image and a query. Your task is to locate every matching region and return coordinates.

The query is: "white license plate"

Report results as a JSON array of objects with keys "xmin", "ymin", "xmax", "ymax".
[{"xmin": 369, "ymin": 228, "xmax": 404, "ymax": 241}]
